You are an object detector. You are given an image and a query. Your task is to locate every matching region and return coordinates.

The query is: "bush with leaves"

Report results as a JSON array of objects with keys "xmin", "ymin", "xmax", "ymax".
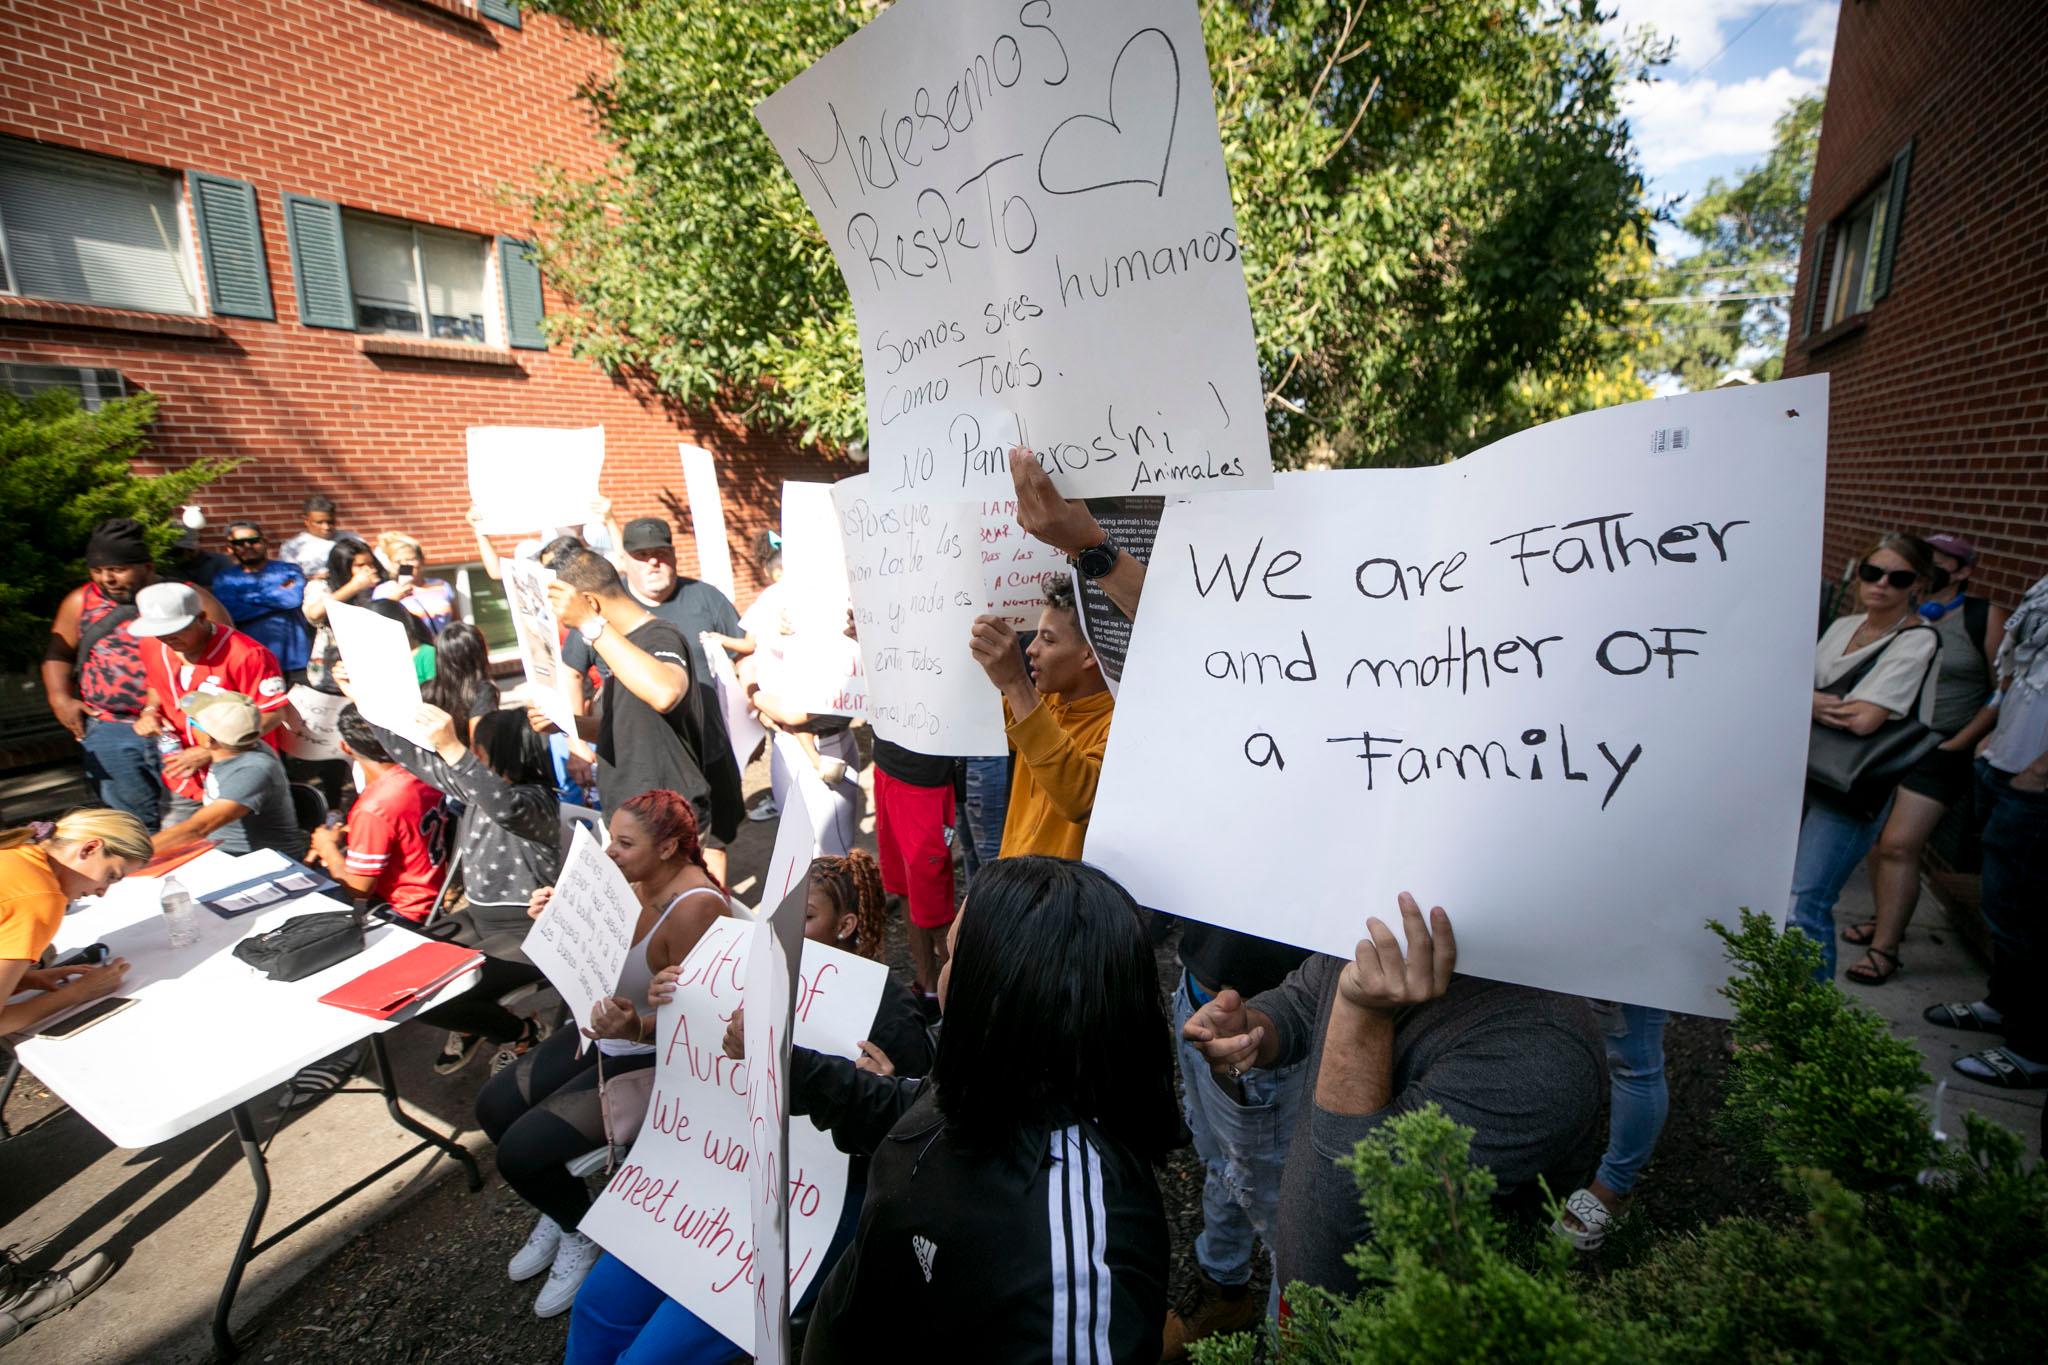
[
  {"xmin": 1195, "ymin": 910, "xmax": 2046, "ymax": 1365},
  {"xmin": 0, "ymin": 389, "xmax": 235, "ymax": 670}
]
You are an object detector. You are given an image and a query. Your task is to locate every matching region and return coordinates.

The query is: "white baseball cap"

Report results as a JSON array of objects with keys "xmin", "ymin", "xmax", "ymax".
[{"xmin": 129, "ymin": 582, "xmax": 204, "ymax": 637}]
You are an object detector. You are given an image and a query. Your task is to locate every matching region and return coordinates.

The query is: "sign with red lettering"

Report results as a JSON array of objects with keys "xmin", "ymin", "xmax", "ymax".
[{"xmin": 577, "ymin": 916, "xmax": 888, "ymax": 1349}]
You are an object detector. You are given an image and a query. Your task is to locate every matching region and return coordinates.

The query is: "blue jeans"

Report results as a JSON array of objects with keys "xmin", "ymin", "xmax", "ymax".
[
  {"xmin": 1172, "ymin": 973, "xmax": 1305, "ymax": 1310},
  {"xmin": 959, "ymin": 755, "xmax": 1010, "ymax": 877},
  {"xmin": 1786, "ymin": 793, "xmax": 1891, "ymax": 982},
  {"xmin": 564, "ymin": 1254, "xmax": 744, "ymax": 1365},
  {"xmin": 81, "ymin": 717, "xmax": 163, "ymax": 827},
  {"xmin": 1977, "ymin": 759, "xmax": 2048, "ymax": 1059},
  {"xmin": 1590, "ymin": 1003, "xmax": 1669, "ymax": 1196}
]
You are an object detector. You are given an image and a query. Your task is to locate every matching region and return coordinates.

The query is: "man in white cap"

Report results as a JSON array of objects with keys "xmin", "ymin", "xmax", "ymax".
[
  {"xmin": 129, "ymin": 583, "xmax": 293, "ymax": 827},
  {"xmin": 150, "ymin": 690, "xmax": 305, "ymax": 860}
]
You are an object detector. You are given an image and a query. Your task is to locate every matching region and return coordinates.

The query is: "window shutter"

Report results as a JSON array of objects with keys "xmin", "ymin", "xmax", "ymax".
[
  {"xmin": 282, "ymin": 193, "xmax": 355, "ymax": 330},
  {"xmin": 479, "ymin": 0, "xmax": 521, "ymax": 29},
  {"xmin": 188, "ymin": 171, "xmax": 274, "ymax": 320},
  {"xmin": 498, "ymin": 235, "xmax": 546, "ymax": 350},
  {"xmin": 1798, "ymin": 231, "xmax": 1822, "ymax": 339},
  {"xmin": 1872, "ymin": 139, "xmax": 1912, "ymax": 301}
]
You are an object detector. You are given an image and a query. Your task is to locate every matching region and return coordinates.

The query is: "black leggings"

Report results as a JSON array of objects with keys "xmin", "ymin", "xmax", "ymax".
[
  {"xmin": 476, "ymin": 1027, "xmax": 654, "ymax": 1228},
  {"xmin": 415, "ymin": 953, "xmax": 544, "ymax": 1042}
]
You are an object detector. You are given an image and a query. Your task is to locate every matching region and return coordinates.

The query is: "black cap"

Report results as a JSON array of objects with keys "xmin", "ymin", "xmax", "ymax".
[
  {"xmin": 86, "ymin": 518, "xmax": 151, "ymax": 567},
  {"xmin": 621, "ymin": 517, "xmax": 673, "ymax": 554}
]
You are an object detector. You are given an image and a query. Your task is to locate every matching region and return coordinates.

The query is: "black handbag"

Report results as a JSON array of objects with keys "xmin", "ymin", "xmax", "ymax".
[
  {"xmin": 1807, "ymin": 623, "xmax": 1942, "ymax": 816},
  {"xmin": 232, "ymin": 909, "xmax": 367, "ymax": 982}
]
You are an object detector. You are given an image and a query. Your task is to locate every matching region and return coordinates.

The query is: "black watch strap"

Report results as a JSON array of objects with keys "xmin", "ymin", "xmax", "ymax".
[{"xmin": 1074, "ymin": 535, "xmax": 1120, "ymax": 580}]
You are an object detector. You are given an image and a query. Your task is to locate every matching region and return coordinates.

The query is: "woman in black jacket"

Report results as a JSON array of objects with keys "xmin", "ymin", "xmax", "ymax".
[{"xmin": 774, "ymin": 856, "xmax": 1181, "ymax": 1365}]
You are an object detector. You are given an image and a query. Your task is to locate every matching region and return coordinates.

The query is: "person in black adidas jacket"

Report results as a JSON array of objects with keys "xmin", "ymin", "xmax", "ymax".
[{"xmin": 765, "ymin": 856, "xmax": 1182, "ymax": 1365}]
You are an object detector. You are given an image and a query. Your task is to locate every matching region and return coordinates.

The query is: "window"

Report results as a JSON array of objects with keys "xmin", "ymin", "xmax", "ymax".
[
  {"xmin": 343, "ymin": 212, "xmax": 489, "ymax": 343},
  {"xmin": 0, "ymin": 140, "xmax": 200, "ymax": 315},
  {"xmin": 1824, "ymin": 187, "xmax": 1886, "ymax": 327},
  {"xmin": 0, "ymin": 363, "xmax": 128, "ymax": 409}
]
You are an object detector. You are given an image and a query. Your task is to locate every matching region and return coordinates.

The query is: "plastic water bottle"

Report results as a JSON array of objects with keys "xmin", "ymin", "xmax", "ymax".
[{"xmin": 161, "ymin": 877, "xmax": 200, "ymax": 949}]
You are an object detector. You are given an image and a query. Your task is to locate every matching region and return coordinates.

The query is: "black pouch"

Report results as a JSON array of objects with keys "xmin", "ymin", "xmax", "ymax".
[{"xmin": 232, "ymin": 910, "xmax": 366, "ymax": 982}]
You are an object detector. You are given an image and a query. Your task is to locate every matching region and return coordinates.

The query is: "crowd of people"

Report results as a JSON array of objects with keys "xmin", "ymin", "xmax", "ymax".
[{"xmin": 4, "ymin": 461, "xmax": 2045, "ymax": 1358}]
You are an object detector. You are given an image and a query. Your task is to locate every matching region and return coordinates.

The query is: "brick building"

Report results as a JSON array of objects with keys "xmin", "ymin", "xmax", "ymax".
[
  {"xmin": 0, "ymin": 0, "xmax": 848, "ymax": 611},
  {"xmin": 1784, "ymin": 0, "xmax": 2048, "ymax": 605}
]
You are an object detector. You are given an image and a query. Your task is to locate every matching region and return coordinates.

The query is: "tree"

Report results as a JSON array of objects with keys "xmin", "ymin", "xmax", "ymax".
[
  {"xmin": 1638, "ymin": 91, "xmax": 1823, "ymax": 393},
  {"xmin": 0, "ymin": 390, "xmax": 235, "ymax": 669},
  {"xmin": 524, "ymin": 0, "xmax": 1655, "ymax": 466}
]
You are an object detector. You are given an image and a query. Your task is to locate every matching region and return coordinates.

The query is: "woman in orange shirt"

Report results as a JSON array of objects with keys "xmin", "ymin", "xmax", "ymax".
[{"xmin": 0, "ymin": 808, "xmax": 151, "ymax": 1035}]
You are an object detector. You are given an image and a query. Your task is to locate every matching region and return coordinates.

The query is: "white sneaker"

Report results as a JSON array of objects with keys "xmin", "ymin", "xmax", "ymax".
[
  {"xmin": 533, "ymin": 1231, "xmax": 602, "ymax": 1318},
  {"xmin": 746, "ymin": 798, "xmax": 781, "ymax": 823},
  {"xmin": 508, "ymin": 1214, "xmax": 562, "ymax": 1283}
]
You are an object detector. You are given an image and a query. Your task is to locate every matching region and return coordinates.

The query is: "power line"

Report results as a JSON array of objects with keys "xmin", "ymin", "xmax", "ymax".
[{"xmin": 1687, "ymin": 1, "xmax": 1782, "ymax": 80}]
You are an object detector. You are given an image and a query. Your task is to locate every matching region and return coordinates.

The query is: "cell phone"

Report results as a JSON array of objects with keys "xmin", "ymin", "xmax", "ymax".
[
  {"xmin": 39, "ymin": 995, "xmax": 136, "ymax": 1038},
  {"xmin": 397, "ymin": 565, "xmax": 417, "ymax": 581}
]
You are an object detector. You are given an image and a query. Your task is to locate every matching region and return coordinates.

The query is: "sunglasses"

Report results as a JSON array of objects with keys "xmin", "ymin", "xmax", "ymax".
[
  {"xmin": 229, "ymin": 537, "xmax": 265, "ymax": 547},
  {"xmin": 1858, "ymin": 561, "xmax": 1918, "ymax": 589}
]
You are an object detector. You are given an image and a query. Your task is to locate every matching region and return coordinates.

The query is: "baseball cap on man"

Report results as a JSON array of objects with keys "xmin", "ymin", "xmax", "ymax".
[
  {"xmin": 183, "ymin": 690, "xmax": 263, "ymax": 748},
  {"xmin": 129, "ymin": 582, "xmax": 204, "ymax": 637},
  {"xmin": 1926, "ymin": 532, "xmax": 1977, "ymax": 565},
  {"xmin": 621, "ymin": 518, "xmax": 674, "ymax": 555}
]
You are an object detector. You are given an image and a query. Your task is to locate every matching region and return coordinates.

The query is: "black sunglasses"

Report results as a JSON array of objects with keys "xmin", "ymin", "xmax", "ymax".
[
  {"xmin": 229, "ymin": 536, "xmax": 265, "ymax": 546},
  {"xmin": 1858, "ymin": 561, "xmax": 1918, "ymax": 590}
]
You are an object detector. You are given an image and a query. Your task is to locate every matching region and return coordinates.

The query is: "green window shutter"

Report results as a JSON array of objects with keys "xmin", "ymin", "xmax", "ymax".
[
  {"xmin": 1798, "ymin": 230, "xmax": 1822, "ymax": 339},
  {"xmin": 187, "ymin": 171, "xmax": 274, "ymax": 320},
  {"xmin": 479, "ymin": 0, "xmax": 521, "ymax": 29},
  {"xmin": 498, "ymin": 235, "xmax": 546, "ymax": 350},
  {"xmin": 1872, "ymin": 138, "xmax": 1913, "ymax": 301},
  {"xmin": 282, "ymin": 193, "xmax": 355, "ymax": 330}
]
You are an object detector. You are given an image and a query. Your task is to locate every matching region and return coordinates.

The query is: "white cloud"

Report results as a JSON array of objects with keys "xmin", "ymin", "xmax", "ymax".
[
  {"xmin": 1602, "ymin": 0, "xmax": 1764, "ymax": 73},
  {"xmin": 1626, "ymin": 64, "xmax": 1821, "ymax": 176}
]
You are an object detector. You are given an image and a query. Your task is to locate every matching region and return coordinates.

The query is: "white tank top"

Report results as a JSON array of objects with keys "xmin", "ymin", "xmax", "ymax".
[{"xmin": 596, "ymin": 885, "xmax": 729, "ymax": 1058}]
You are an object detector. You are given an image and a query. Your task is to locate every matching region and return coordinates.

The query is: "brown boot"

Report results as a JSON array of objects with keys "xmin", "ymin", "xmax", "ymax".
[{"xmin": 1160, "ymin": 1270, "xmax": 1259, "ymax": 1360}]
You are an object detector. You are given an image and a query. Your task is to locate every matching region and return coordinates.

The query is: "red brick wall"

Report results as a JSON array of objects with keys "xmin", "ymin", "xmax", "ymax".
[
  {"xmin": 1783, "ymin": 0, "xmax": 2048, "ymax": 607},
  {"xmin": 0, "ymin": 0, "xmax": 854, "ymax": 604}
]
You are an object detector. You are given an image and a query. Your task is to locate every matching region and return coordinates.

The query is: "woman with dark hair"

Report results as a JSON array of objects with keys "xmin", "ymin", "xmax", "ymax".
[
  {"xmin": 422, "ymin": 621, "xmax": 498, "ymax": 736},
  {"xmin": 477, "ymin": 790, "xmax": 731, "ymax": 1319},
  {"xmin": 302, "ymin": 536, "xmax": 386, "ymax": 690},
  {"xmin": 778, "ymin": 855, "xmax": 1179, "ymax": 1364}
]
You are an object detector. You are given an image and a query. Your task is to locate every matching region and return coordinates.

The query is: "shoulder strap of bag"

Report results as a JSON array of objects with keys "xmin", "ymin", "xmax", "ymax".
[
  {"xmin": 75, "ymin": 601, "xmax": 139, "ymax": 670},
  {"xmin": 1826, "ymin": 622, "xmax": 1939, "ymax": 700}
]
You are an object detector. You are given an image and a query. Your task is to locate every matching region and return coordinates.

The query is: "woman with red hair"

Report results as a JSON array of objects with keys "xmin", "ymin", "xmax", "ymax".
[{"xmin": 475, "ymin": 789, "xmax": 731, "ymax": 1319}]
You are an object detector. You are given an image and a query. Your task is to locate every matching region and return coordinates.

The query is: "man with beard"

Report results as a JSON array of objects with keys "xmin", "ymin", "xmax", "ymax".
[
  {"xmin": 209, "ymin": 521, "xmax": 313, "ymax": 680},
  {"xmin": 42, "ymin": 518, "xmax": 230, "ymax": 825}
]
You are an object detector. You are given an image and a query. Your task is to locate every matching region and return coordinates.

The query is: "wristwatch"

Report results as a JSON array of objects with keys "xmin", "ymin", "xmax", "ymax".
[
  {"xmin": 1072, "ymin": 532, "xmax": 1119, "ymax": 581},
  {"xmin": 577, "ymin": 616, "xmax": 607, "ymax": 644}
]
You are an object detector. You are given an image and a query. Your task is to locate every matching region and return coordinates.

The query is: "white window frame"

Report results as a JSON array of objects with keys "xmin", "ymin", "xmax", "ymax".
[
  {"xmin": 1824, "ymin": 181, "xmax": 1889, "ymax": 329},
  {"xmin": 342, "ymin": 211, "xmax": 493, "ymax": 345},
  {"xmin": 0, "ymin": 139, "xmax": 204, "ymax": 316}
]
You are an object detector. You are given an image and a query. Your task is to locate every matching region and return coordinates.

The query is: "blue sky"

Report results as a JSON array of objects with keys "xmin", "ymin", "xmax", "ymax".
[{"xmin": 1601, "ymin": 0, "xmax": 1838, "ymax": 257}]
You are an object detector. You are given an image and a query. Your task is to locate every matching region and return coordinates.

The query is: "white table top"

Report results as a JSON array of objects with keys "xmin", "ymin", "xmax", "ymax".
[{"xmin": 12, "ymin": 849, "xmax": 478, "ymax": 1149}]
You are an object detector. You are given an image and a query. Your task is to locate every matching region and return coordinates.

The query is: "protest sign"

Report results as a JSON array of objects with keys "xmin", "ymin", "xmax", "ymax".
[
  {"xmin": 681, "ymin": 445, "xmax": 738, "ymax": 601},
  {"xmin": 742, "ymin": 880, "xmax": 808, "ymax": 1364},
  {"xmin": 522, "ymin": 823, "xmax": 639, "ymax": 1047},
  {"xmin": 578, "ymin": 916, "xmax": 888, "ymax": 1352},
  {"xmin": 466, "ymin": 426, "xmax": 605, "ymax": 534},
  {"xmin": 760, "ymin": 734, "xmax": 833, "ymax": 910},
  {"xmin": 323, "ymin": 599, "xmax": 427, "ymax": 743},
  {"xmin": 280, "ymin": 684, "xmax": 345, "ymax": 761},
  {"xmin": 500, "ymin": 557, "xmax": 579, "ymax": 736},
  {"xmin": 1088, "ymin": 378, "xmax": 1829, "ymax": 1017},
  {"xmin": 779, "ymin": 481, "xmax": 866, "ymax": 717},
  {"xmin": 980, "ymin": 498, "xmax": 1069, "ymax": 630},
  {"xmin": 833, "ymin": 475, "xmax": 1007, "ymax": 756},
  {"xmin": 755, "ymin": 0, "xmax": 1271, "ymax": 500},
  {"xmin": 704, "ymin": 638, "xmax": 768, "ymax": 774},
  {"xmin": 1076, "ymin": 496, "xmax": 1165, "ymax": 692}
]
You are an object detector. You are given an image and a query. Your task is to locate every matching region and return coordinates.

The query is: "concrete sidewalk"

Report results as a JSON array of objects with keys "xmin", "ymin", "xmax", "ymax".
[{"xmin": 1823, "ymin": 865, "xmax": 2043, "ymax": 1159}]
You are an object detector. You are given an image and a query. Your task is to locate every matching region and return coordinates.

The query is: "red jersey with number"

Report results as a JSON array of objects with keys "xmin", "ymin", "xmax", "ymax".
[
  {"xmin": 345, "ymin": 765, "xmax": 451, "ymax": 921},
  {"xmin": 141, "ymin": 625, "xmax": 290, "ymax": 801}
]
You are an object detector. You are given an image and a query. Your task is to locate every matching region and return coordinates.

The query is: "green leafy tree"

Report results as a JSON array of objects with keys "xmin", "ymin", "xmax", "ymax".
[
  {"xmin": 1639, "ymin": 91, "xmax": 1823, "ymax": 392},
  {"xmin": 524, "ymin": 0, "xmax": 1654, "ymax": 465},
  {"xmin": 0, "ymin": 390, "xmax": 235, "ymax": 669}
]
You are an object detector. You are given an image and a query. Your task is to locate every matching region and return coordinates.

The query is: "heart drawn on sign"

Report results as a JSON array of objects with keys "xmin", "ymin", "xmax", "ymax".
[{"xmin": 1036, "ymin": 26, "xmax": 1182, "ymax": 198}]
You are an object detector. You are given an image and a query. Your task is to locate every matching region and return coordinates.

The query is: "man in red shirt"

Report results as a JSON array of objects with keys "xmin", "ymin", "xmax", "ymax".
[
  {"xmin": 130, "ymin": 582, "xmax": 293, "ymax": 824},
  {"xmin": 306, "ymin": 705, "xmax": 450, "ymax": 921}
]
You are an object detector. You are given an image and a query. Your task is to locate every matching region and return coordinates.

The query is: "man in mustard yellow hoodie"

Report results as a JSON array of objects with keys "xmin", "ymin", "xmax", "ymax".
[{"xmin": 968, "ymin": 579, "xmax": 1113, "ymax": 859}]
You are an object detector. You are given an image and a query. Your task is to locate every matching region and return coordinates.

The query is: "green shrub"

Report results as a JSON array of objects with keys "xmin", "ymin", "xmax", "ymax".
[{"xmin": 0, "ymin": 389, "xmax": 234, "ymax": 668}]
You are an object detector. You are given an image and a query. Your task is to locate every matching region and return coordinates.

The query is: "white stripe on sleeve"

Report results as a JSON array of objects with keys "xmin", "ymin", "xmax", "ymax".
[
  {"xmin": 1048, "ymin": 1126, "xmax": 1072, "ymax": 1365},
  {"xmin": 1083, "ymin": 1132, "xmax": 1112, "ymax": 1364}
]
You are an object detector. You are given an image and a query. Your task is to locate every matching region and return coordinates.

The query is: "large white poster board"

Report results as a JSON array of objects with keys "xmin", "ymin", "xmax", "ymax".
[
  {"xmin": 780, "ymin": 481, "xmax": 866, "ymax": 717},
  {"xmin": 500, "ymin": 557, "xmax": 579, "ymax": 736},
  {"xmin": 832, "ymin": 475, "xmax": 1007, "ymax": 756},
  {"xmin": 760, "ymin": 734, "xmax": 833, "ymax": 911},
  {"xmin": 466, "ymin": 426, "xmax": 606, "ymax": 534},
  {"xmin": 1088, "ymin": 378, "xmax": 1829, "ymax": 1017},
  {"xmin": 742, "ymin": 880, "xmax": 808, "ymax": 1365},
  {"xmin": 754, "ymin": 0, "xmax": 1270, "ymax": 500},
  {"xmin": 705, "ymin": 638, "xmax": 769, "ymax": 775},
  {"xmin": 522, "ymin": 824, "xmax": 640, "ymax": 1047},
  {"xmin": 281, "ymin": 684, "xmax": 345, "ymax": 761},
  {"xmin": 323, "ymin": 599, "xmax": 427, "ymax": 744},
  {"xmin": 980, "ymin": 497, "xmax": 1069, "ymax": 629},
  {"xmin": 578, "ymin": 916, "xmax": 888, "ymax": 1352},
  {"xmin": 681, "ymin": 445, "xmax": 738, "ymax": 601}
]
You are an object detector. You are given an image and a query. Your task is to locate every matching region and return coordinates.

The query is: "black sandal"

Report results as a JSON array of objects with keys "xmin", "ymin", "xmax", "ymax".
[
  {"xmin": 1953, "ymin": 1047, "xmax": 2048, "ymax": 1090},
  {"xmin": 1841, "ymin": 921, "xmax": 1877, "ymax": 946},
  {"xmin": 1923, "ymin": 1001, "xmax": 2004, "ymax": 1033},
  {"xmin": 1844, "ymin": 947, "xmax": 1901, "ymax": 985}
]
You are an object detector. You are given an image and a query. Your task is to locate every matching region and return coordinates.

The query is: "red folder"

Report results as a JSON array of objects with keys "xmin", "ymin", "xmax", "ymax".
[
  {"xmin": 318, "ymin": 941, "xmax": 483, "ymax": 1019},
  {"xmin": 139, "ymin": 840, "xmax": 218, "ymax": 877}
]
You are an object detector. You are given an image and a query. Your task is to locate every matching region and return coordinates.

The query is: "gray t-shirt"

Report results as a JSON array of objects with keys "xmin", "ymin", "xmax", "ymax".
[
  {"xmin": 1248, "ymin": 957, "xmax": 1604, "ymax": 1296},
  {"xmin": 203, "ymin": 748, "xmax": 307, "ymax": 860}
]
